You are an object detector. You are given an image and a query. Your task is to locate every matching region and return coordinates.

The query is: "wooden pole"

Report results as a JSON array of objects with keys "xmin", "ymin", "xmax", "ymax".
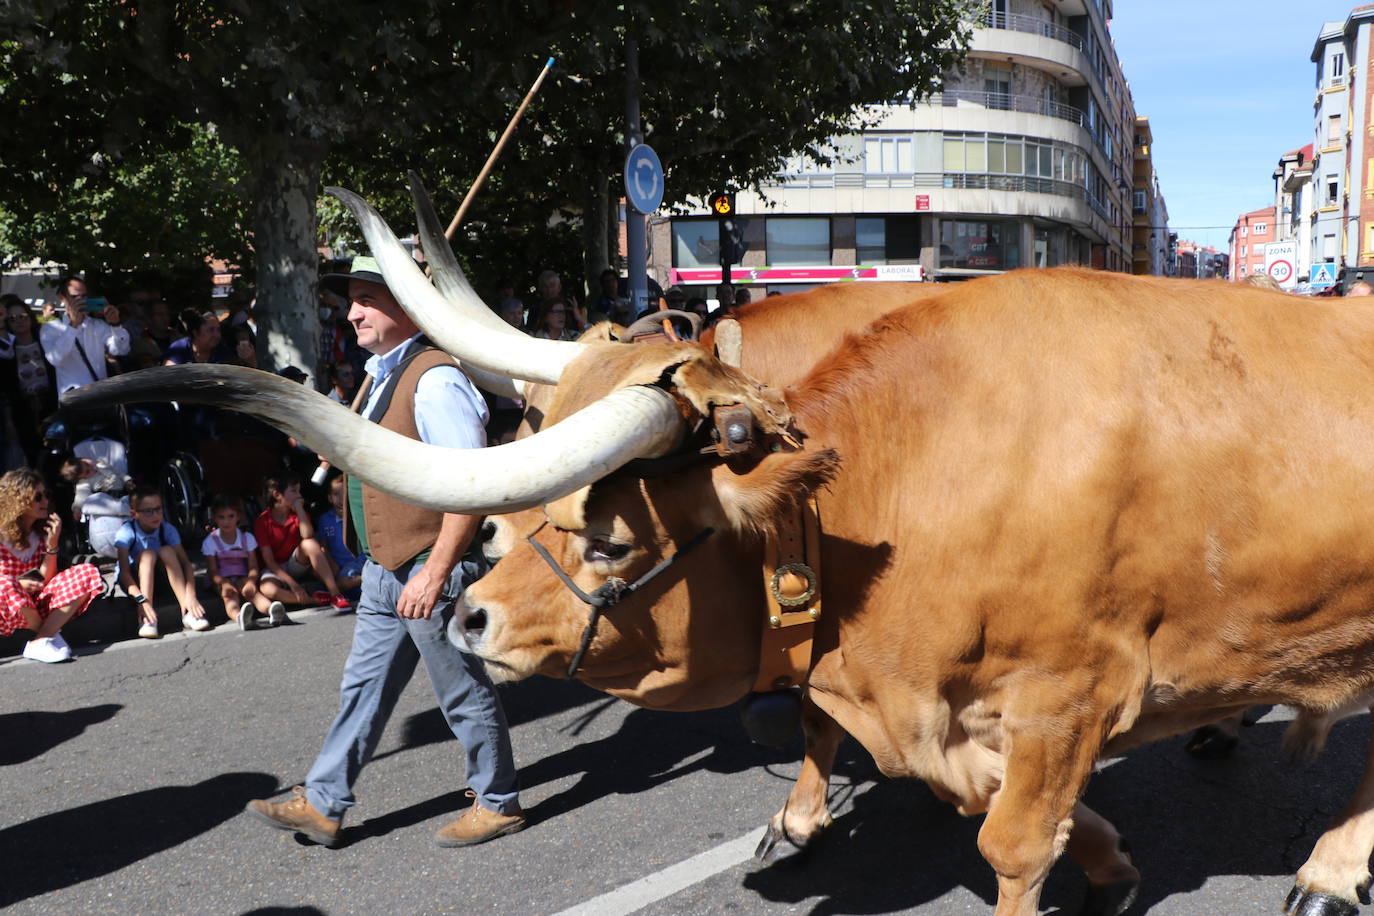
[{"xmin": 445, "ymin": 57, "xmax": 556, "ymax": 239}]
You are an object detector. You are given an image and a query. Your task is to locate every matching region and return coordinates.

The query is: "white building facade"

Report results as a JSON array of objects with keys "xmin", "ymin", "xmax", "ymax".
[{"xmin": 648, "ymin": 0, "xmax": 1139, "ymax": 296}]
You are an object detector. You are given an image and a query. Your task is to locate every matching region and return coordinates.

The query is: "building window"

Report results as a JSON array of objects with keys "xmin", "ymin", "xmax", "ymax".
[
  {"xmin": 1240, "ymin": 245, "xmax": 1247, "ymax": 256},
  {"xmin": 864, "ymin": 137, "xmax": 913, "ymax": 174},
  {"xmin": 939, "ymin": 219, "xmax": 1021, "ymax": 270},
  {"xmin": 1241, "ymin": 226, "xmax": 1248, "ymax": 237},
  {"xmin": 1324, "ymin": 233, "xmax": 1337, "ymax": 259},
  {"xmin": 1239, "ymin": 265, "xmax": 1247, "ymax": 276},
  {"xmin": 1328, "ymin": 179, "xmax": 1340, "ymax": 205},
  {"xmin": 1329, "ymin": 115, "xmax": 1343, "ymax": 143},
  {"xmin": 766, "ymin": 218, "xmax": 831, "ymax": 266},
  {"xmin": 671, "ymin": 219, "xmax": 720, "ymax": 268},
  {"xmin": 1333, "ymin": 52, "xmax": 1346, "ymax": 78},
  {"xmin": 1253, "ymin": 222, "xmax": 1266, "ymax": 235},
  {"xmin": 1132, "ymin": 190, "xmax": 1146, "ymax": 214},
  {"xmin": 856, "ymin": 217, "xmax": 920, "ymax": 265}
]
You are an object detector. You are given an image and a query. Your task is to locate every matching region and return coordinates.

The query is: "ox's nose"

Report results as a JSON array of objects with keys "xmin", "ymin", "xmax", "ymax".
[{"xmin": 447, "ymin": 600, "xmax": 488, "ymax": 652}]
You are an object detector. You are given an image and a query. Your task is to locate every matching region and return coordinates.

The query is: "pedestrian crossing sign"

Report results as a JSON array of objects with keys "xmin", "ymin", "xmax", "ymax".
[{"xmin": 1310, "ymin": 262, "xmax": 1338, "ymax": 289}]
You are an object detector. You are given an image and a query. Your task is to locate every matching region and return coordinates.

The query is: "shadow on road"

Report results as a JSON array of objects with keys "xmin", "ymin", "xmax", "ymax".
[
  {"xmin": 741, "ymin": 716, "xmax": 1369, "ymax": 914},
  {"xmin": 368, "ymin": 675, "xmax": 607, "ymax": 766},
  {"xmin": 517, "ymin": 702, "xmax": 854, "ymax": 825},
  {"xmin": 0, "ymin": 771, "xmax": 278, "ymax": 907},
  {"xmin": 0, "ymin": 704, "xmax": 121, "ymax": 765}
]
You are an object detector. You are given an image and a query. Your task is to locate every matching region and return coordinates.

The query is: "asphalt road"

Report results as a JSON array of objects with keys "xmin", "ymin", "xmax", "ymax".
[{"xmin": 2, "ymin": 607, "xmax": 1368, "ymax": 915}]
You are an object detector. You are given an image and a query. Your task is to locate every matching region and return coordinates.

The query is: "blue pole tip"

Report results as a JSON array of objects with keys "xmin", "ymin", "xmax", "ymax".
[{"xmin": 545, "ymin": 57, "xmax": 556, "ymax": 68}]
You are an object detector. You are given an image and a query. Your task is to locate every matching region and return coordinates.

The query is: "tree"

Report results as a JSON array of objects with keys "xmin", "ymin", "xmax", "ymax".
[
  {"xmin": 2, "ymin": 0, "xmax": 971, "ymax": 366},
  {"xmin": 0, "ymin": 122, "xmax": 250, "ymax": 300},
  {"xmin": 326, "ymin": 1, "xmax": 973, "ymax": 300},
  {"xmin": 1, "ymin": 0, "xmax": 558, "ymax": 378}
]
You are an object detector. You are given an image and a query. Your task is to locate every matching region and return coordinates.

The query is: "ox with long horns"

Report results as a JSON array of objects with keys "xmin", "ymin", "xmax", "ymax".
[{"xmin": 67, "ymin": 183, "xmax": 1374, "ymax": 916}]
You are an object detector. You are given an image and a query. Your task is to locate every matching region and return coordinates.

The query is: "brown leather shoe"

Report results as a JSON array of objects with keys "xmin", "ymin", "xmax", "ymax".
[
  {"xmin": 245, "ymin": 786, "xmax": 341, "ymax": 848},
  {"xmin": 434, "ymin": 791, "xmax": 525, "ymax": 847}
]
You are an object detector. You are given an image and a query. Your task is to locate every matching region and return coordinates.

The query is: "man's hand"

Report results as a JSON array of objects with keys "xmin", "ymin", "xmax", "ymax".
[
  {"xmin": 397, "ymin": 565, "xmax": 445, "ymax": 619},
  {"xmin": 103, "ymin": 304, "xmax": 121, "ymax": 324}
]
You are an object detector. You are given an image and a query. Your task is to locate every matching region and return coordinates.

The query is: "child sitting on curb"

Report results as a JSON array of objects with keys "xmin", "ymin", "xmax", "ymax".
[
  {"xmin": 115, "ymin": 485, "xmax": 207, "ymax": 638},
  {"xmin": 253, "ymin": 473, "xmax": 351, "ymax": 612},
  {"xmin": 201, "ymin": 494, "xmax": 286, "ymax": 631},
  {"xmin": 316, "ymin": 475, "xmax": 362, "ymax": 600}
]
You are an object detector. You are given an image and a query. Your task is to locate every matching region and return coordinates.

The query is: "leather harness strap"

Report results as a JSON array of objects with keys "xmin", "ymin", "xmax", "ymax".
[
  {"xmin": 711, "ymin": 317, "xmax": 822, "ymax": 693},
  {"xmin": 753, "ymin": 491, "xmax": 821, "ymax": 692}
]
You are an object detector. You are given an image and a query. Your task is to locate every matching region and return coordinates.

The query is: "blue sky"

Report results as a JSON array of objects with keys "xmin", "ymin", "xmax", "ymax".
[{"xmin": 1108, "ymin": 1, "xmax": 1359, "ymax": 250}]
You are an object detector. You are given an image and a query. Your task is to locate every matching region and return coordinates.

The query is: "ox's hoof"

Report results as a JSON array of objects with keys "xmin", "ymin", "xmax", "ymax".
[
  {"xmin": 1080, "ymin": 878, "xmax": 1139, "ymax": 915},
  {"xmin": 755, "ymin": 820, "xmax": 812, "ymax": 864},
  {"xmin": 1286, "ymin": 886, "xmax": 1360, "ymax": 916},
  {"xmin": 1185, "ymin": 724, "xmax": 1238, "ymax": 760}
]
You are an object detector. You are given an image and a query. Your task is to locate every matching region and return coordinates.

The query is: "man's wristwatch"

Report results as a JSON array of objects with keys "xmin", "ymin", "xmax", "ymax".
[{"xmin": 134, "ymin": 594, "xmax": 148, "ymax": 604}]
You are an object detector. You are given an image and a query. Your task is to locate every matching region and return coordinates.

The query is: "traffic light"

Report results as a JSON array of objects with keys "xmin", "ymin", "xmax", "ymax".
[
  {"xmin": 719, "ymin": 217, "xmax": 745, "ymax": 269},
  {"xmin": 708, "ymin": 192, "xmax": 735, "ymax": 216}
]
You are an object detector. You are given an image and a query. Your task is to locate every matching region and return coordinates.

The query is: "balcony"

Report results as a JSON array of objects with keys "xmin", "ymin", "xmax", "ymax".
[
  {"xmin": 978, "ymin": 9, "xmax": 1084, "ymax": 51},
  {"xmin": 936, "ymin": 89, "xmax": 1087, "ymax": 127}
]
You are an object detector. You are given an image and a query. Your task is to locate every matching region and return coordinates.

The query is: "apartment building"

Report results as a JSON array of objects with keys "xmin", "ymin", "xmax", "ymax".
[
  {"xmin": 649, "ymin": 0, "xmax": 1144, "ymax": 296},
  {"xmin": 1227, "ymin": 206, "xmax": 1277, "ymax": 280},
  {"xmin": 1131, "ymin": 116, "xmax": 1170, "ymax": 275},
  {"xmin": 1273, "ymin": 144, "xmax": 1314, "ymax": 285},
  {"xmin": 1176, "ymin": 240, "xmax": 1227, "ymax": 279},
  {"xmin": 1308, "ymin": 8, "xmax": 1374, "ymax": 279}
]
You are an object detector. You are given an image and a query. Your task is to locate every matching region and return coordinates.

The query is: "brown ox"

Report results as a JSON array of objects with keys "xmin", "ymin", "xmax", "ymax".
[
  {"xmin": 64, "ymin": 189, "xmax": 1374, "ymax": 915},
  {"xmin": 457, "ymin": 268, "xmax": 1374, "ymax": 916}
]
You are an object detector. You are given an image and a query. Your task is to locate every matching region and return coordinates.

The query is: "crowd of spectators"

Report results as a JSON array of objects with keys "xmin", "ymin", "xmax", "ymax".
[{"xmin": 0, "ymin": 266, "xmax": 739, "ymax": 661}]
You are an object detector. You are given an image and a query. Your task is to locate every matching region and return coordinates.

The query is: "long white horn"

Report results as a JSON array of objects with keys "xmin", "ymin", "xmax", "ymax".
[
  {"xmin": 328, "ymin": 186, "xmax": 580, "ymax": 385},
  {"xmin": 405, "ymin": 175, "xmax": 526, "ymax": 399},
  {"xmin": 458, "ymin": 359, "xmax": 525, "ymax": 400},
  {"xmin": 61, "ymin": 367, "xmax": 680, "ymax": 515},
  {"xmin": 408, "ymin": 172, "xmax": 526, "ymax": 338}
]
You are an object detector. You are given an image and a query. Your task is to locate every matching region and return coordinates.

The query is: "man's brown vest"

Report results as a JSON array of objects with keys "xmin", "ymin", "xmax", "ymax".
[{"xmin": 342, "ymin": 345, "xmax": 455, "ymax": 571}]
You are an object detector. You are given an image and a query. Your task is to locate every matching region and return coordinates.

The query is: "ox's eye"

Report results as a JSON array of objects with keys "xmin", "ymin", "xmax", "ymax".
[{"xmin": 588, "ymin": 537, "xmax": 631, "ymax": 563}]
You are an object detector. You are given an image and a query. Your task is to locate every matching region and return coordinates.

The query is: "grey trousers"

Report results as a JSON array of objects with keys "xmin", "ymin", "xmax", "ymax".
[{"xmin": 304, "ymin": 557, "xmax": 519, "ymax": 820}]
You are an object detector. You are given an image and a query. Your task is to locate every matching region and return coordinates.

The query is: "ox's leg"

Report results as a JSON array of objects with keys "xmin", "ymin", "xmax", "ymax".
[
  {"xmin": 756, "ymin": 696, "xmax": 844, "ymax": 862},
  {"xmin": 1185, "ymin": 709, "xmax": 1244, "ymax": 759},
  {"xmin": 1286, "ymin": 714, "xmax": 1374, "ymax": 916},
  {"xmin": 1065, "ymin": 802, "xmax": 1140, "ymax": 915},
  {"xmin": 979, "ymin": 727, "xmax": 1103, "ymax": 916}
]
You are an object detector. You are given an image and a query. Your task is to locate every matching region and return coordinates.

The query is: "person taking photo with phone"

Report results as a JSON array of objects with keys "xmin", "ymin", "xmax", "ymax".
[{"xmin": 39, "ymin": 276, "xmax": 129, "ymax": 393}]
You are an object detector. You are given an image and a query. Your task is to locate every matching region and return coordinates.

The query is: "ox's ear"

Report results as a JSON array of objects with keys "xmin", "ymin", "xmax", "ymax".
[{"xmin": 710, "ymin": 448, "xmax": 841, "ymax": 540}]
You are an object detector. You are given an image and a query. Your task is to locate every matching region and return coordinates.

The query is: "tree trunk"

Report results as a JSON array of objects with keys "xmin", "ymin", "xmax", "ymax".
[
  {"xmin": 580, "ymin": 159, "xmax": 610, "ymax": 302},
  {"xmin": 250, "ymin": 139, "xmax": 325, "ymax": 386}
]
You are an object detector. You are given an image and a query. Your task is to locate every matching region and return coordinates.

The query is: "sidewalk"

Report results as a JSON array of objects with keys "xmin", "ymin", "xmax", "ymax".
[{"xmin": 0, "ymin": 552, "xmax": 338, "ymax": 659}]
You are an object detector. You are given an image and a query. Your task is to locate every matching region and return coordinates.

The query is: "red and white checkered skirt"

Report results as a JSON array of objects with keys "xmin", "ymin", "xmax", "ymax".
[{"xmin": 0, "ymin": 564, "xmax": 104, "ymax": 637}]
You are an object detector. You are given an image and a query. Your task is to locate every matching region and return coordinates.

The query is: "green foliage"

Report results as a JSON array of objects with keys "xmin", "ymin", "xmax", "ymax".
[
  {"xmin": 1, "ymin": 0, "xmax": 972, "ymax": 305},
  {"xmin": 0, "ymin": 123, "xmax": 250, "ymax": 285}
]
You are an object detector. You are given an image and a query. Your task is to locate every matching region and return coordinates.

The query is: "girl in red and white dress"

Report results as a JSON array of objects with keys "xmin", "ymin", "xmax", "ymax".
[{"xmin": 0, "ymin": 468, "xmax": 104, "ymax": 663}]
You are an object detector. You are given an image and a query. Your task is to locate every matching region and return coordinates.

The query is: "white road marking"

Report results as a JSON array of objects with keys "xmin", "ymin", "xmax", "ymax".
[{"xmin": 552, "ymin": 826, "xmax": 766, "ymax": 916}]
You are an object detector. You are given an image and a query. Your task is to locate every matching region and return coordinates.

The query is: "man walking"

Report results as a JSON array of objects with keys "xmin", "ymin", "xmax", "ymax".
[
  {"xmin": 40, "ymin": 276, "xmax": 129, "ymax": 393},
  {"xmin": 245, "ymin": 256, "xmax": 523, "ymax": 848}
]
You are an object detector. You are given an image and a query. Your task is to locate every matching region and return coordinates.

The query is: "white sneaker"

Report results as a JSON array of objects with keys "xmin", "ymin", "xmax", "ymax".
[
  {"xmin": 183, "ymin": 613, "xmax": 211, "ymax": 632},
  {"xmin": 22, "ymin": 635, "xmax": 73, "ymax": 663},
  {"xmin": 138, "ymin": 620, "xmax": 160, "ymax": 639},
  {"xmin": 268, "ymin": 601, "xmax": 289, "ymax": 627},
  {"xmin": 238, "ymin": 607, "xmax": 256, "ymax": 631}
]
